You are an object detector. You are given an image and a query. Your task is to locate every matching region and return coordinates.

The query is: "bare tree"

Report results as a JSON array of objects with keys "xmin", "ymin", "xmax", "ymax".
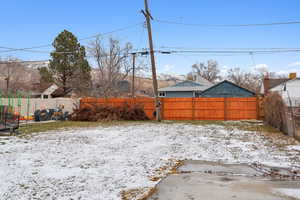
[
  {"xmin": 190, "ymin": 60, "xmax": 221, "ymax": 83},
  {"xmin": 226, "ymin": 67, "xmax": 262, "ymax": 93},
  {"xmin": 0, "ymin": 58, "xmax": 31, "ymax": 94},
  {"xmin": 89, "ymin": 37, "xmax": 134, "ymax": 97}
]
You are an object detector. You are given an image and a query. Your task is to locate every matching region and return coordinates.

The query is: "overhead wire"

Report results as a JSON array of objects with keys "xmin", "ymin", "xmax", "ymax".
[
  {"xmin": 155, "ymin": 19, "xmax": 300, "ymax": 27},
  {"xmin": 0, "ymin": 22, "xmax": 143, "ymax": 54},
  {"xmin": 155, "ymin": 49, "xmax": 300, "ymax": 54},
  {"xmin": 0, "ymin": 60, "xmax": 49, "ymax": 64},
  {"xmin": 159, "ymin": 46, "xmax": 300, "ymax": 50}
]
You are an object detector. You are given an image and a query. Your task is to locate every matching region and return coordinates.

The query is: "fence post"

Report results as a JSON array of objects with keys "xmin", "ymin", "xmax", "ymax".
[
  {"xmin": 224, "ymin": 98, "xmax": 228, "ymax": 121},
  {"xmin": 256, "ymin": 97, "xmax": 259, "ymax": 120},
  {"xmin": 160, "ymin": 98, "xmax": 164, "ymax": 120},
  {"xmin": 0, "ymin": 91, "xmax": 2, "ymax": 122},
  {"xmin": 192, "ymin": 98, "xmax": 195, "ymax": 120}
]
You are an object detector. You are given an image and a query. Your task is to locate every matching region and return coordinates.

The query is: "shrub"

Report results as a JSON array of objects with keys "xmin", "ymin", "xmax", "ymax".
[
  {"xmin": 264, "ymin": 92, "xmax": 287, "ymax": 131},
  {"xmin": 71, "ymin": 103, "xmax": 149, "ymax": 121}
]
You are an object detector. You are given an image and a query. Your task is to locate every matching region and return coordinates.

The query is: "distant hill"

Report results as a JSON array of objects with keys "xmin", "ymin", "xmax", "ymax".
[{"xmin": 24, "ymin": 61, "xmax": 49, "ymax": 70}]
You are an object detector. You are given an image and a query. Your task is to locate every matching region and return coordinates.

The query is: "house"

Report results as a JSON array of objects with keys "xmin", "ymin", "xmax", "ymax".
[
  {"xmin": 158, "ymin": 77, "xmax": 213, "ymax": 98},
  {"xmin": 41, "ymin": 84, "xmax": 59, "ymax": 99},
  {"xmin": 269, "ymin": 77, "xmax": 300, "ymax": 107},
  {"xmin": 199, "ymin": 80, "xmax": 256, "ymax": 98},
  {"xmin": 260, "ymin": 73, "xmax": 299, "ymax": 106},
  {"xmin": 31, "ymin": 83, "xmax": 76, "ymax": 99},
  {"xmin": 261, "ymin": 77, "xmax": 290, "ymax": 95}
]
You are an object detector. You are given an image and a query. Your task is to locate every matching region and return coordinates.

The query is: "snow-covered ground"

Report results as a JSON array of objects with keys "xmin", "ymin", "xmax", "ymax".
[{"xmin": 0, "ymin": 123, "xmax": 300, "ymax": 200}]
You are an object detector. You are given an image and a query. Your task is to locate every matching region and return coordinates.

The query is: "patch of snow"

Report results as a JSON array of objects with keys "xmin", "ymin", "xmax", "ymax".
[
  {"xmin": 0, "ymin": 123, "xmax": 299, "ymax": 200},
  {"xmin": 274, "ymin": 188, "xmax": 300, "ymax": 199},
  {"xmin": 287, "ymin": 145, "xmax": 300, "ymax": 151}
]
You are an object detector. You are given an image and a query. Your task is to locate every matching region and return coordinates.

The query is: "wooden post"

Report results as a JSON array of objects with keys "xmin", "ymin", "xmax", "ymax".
[
  {"xmin": 143, "ymin": 0, "xmax": 161, "ymax": 121},
  {"xmin": 192, "ymin": 98, "xmax": 195, "ymax": 120},
  {"xmin": 131, "ymin": 53, "xmax": 136, "ymax": 98},
  {"xmin": 224, "ymin": 98, "xmax": 228, "ymax": 121},
  {"xmin": 256, "ymin": 96, "xmax": 259, "ymax": 120},
  {"xmin": 161, "ymin": 98, "xmax": 164, "ymax": 120}
]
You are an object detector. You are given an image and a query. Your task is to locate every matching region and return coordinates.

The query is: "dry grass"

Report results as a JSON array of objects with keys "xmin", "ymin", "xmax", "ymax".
[
  {"xmin": 18, "ymin": 121, "xmax": 143, "ymax": 135},
  {"xmin": 121, "ymin": 159, "xmax": 184, "ymax": 200},
  {"xmin": 18, "ymin": 119, "xmax": 282, "ymax": 137},
  {"xmin": 164, "ymin": 120, "xmax": 281, "ymax": 134},
  {"xmin": 148, "ymin": 159, "xmax": 185, "ymax": 182},
  {"xmin": 121, "ymin": 187, "xmax": 157, "ymax": 200}
]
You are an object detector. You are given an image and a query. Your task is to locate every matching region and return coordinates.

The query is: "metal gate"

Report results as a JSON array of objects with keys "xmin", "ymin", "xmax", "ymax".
[{"xmin": 0, "ymin": 105, "xmax": 20, "ymax": 133}]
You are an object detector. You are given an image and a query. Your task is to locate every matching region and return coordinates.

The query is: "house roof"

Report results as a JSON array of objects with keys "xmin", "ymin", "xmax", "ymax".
[
  {"xmin": 270, "ymin": 77, "xmax": 300, "ymax": 91},
  {"xmin": 260, "ymin": 77, "xmax": 290, "ymax": 94},
  {"xmin": 158, "ymin": 80, "xmax": 213, "ymax": 92},
  {"xmin": 200, "ymin": 80, "xmax": 256, "ymax": 96},
  {"xmin": 269, "ymin": 78, "xmax": 300, "ymax": 106},
  {"xmin": 42, "ymin": 84, "xmax": 59, "ymax": 95},
  {"xmin": 51, "ymin": 87, "xmax": 74, "ymax": 97},
  {"xmin": 267, "ymin": 78, "xmax": 289, "ymax": 90}
]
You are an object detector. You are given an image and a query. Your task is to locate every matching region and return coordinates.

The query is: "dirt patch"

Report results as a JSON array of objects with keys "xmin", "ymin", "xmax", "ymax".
[
  {"xmin": 148, "ymin": 159, "xmax": 185, "ymax": 182},
  {"xmin": 121, "ymin": 187, "xmax": 157, "ymax": 200}
]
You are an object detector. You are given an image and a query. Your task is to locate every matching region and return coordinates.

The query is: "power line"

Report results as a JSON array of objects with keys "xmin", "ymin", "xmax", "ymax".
[
  {"xmin": 0, "ymin": 46, "xmax": 60, "ymax": 54},
  {"xmin": 155, "ymin": 19, "xmax": 300, "ymax": 27},
  {"xmin": 0, "ymin": 50, "xmax": 150, "ymax": 64},
  {"xmin": 0, "ymin": 22, "xmax": 143, "ymax": 54},
  {"xmin": 3, "ymin": 46, "xmax": 300, "ymax": 55},
  {"xmin": 76, "ymin": 22, "xmax": 144, "ymax": 41},
  {"xmin": 160, "ymin": 46, "xmax": 300, "ymax": 50},
  {"xmin": 2, "ymin": 47, "xmax": 300, "ymax": 62},
  {"xmin": 0, "ymin": 60, "xmax": 49, "ymax": 64}
]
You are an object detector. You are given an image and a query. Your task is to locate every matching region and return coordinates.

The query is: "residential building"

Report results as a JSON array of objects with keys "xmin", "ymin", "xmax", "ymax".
[
  {"xmin": 158, "ymin": 78, "xmax": 213, "ymax": 98},
  {"xmin": 199, "ymin": 80, "xmax": 256, "ymax": 98}
]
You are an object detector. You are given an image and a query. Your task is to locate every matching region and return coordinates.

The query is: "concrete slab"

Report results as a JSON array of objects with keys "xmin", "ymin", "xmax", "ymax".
[
  {"xmin": 150, "ymin": 173, "xmax": 300, "ymax": 200},
  {"xmin": 149, "ymin": 161, "xmax": 300, "ymax": 200}
]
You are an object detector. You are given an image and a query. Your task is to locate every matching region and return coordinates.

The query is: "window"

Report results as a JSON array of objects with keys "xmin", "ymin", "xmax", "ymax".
[{"xmin": 159, "ymin": 92, "xmax": 166, "ymax": 97}]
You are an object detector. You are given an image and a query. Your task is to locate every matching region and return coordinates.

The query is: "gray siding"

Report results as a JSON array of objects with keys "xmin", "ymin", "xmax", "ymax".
[{"xmin": 165, "ymin": 91, "xmax": 194, "ymax": 98}]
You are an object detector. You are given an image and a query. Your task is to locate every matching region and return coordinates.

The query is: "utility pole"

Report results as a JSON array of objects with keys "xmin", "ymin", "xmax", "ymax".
[
  {"xmin": 6, "ymin": 64, "xmax": 10, "ymax": 95},
  {"xmin": 142, "ymin": 0, "xmax": 161, "ymax": 121},
  {"xmin": 131, "ymin": 53, "xmax": 136, "ymax": 98}
]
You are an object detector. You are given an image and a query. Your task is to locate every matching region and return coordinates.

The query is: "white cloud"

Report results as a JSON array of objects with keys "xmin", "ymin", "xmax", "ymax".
[
  {"xmin": 162, "ymin": 64, "xmax": 174, "ymax": 73},
  {"xmin": 220, "ymin": 65, "xmax": 230, "ymax": 76},
  {"xmin": 288, "ymin": 61, "xmax": 300, "ymax": 67},
  {"xmin": 277, "ymin": 69, "xmax": 300, "ymax": 76},
  {"xmin": 253, "ymin": 64, "xmax": 269, "ymax": 73}
]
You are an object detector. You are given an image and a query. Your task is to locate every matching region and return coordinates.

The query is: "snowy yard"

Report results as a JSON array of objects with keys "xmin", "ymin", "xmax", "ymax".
[{"xmin": 1, "ymin": 122, "xmax": 300, "ymax": 200}]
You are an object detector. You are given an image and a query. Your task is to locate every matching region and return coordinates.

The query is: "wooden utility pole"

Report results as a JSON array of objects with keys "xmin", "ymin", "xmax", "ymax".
[
  {"xmin": 5, "ymin": 64, "xmax": 10, "ymax": 95},
  {"xmin": 131, "ymin": 53, "xmax": 136, "ymax": 98},
  {"xmin": 142, "ymin": 0, "xmax": 161, "ymax": 121}
]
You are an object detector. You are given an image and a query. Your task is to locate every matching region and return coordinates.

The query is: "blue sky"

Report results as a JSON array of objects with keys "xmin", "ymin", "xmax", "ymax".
[{"xmin": 1, "ymin": 0, "xmax": 300, "ymax": 75}]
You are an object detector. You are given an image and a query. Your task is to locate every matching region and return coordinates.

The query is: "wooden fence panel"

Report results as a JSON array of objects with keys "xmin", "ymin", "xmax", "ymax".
[
  {"xmin": 135, "ymin": 98, "xmax": 156, "ymax": 120},
  {"xmin": 226, "ymin": 98, "xmax": 257, "ymax": 120},
  {"xmin": 195, "ymin": 98, "xmax": 225, "ymax": 120},
  {"xmin": 163, "ymin": 98, "xmax": 193, "ymax": 120},
  {"xmin": 80, "ymin": 97, "xmax": 259, "ymax": 121}
]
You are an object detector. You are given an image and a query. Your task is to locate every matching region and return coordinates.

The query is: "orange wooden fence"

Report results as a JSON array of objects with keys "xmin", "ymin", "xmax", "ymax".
[{"xmin": 80, "ymin": 97, "xmax": 260, "ymax": 121}]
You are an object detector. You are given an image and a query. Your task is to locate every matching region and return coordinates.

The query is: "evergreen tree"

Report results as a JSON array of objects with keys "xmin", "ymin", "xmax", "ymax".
[
  {"xmin": 49, "ymin": 30, "xmax": 91, "ymax": 94},
  {"xmin": 38, "ymin": 66, "xmax": 54, "ymax": 84}
]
